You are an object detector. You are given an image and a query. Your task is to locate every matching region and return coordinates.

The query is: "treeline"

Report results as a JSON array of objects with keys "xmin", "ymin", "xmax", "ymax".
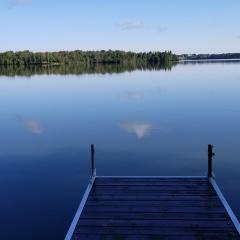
[
  {"xmin": 180, "ymin": 53, "xmax": 240, "ymax": 60},
  {"xmin": 0, "ymin": 50, "xmax": 177, "ymax": 66}
]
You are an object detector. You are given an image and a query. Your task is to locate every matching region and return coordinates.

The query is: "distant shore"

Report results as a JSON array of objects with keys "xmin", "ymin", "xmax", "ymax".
[
  {"xmin": 1, "ymin": 50, "xmax": 240, "ymax": 66},
  {"xmin": 179, "ymin": 53, "xmax": 240, "ymax": 61},
  {"xmin": 179, "ymin": 58, "xmax": 240, "ymax": 62},
  {"xmin": 0, "ymin": 50, "xmax": 176, "ymax": 66}
]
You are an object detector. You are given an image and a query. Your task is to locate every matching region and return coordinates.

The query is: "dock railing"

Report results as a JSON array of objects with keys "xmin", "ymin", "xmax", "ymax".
[
  {"xmin": 208, "ymin": 144, "xmax": 215, "ymax": 178},
  {"xmin": 90, "ymin": 143, "xmax": 216, "ymax": 179},
  {"xmin": 91, "ymin": 144, "xmax": 96, "ymax": 178}
]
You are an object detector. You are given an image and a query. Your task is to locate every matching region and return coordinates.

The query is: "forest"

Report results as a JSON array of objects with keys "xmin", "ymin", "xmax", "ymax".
[{"xmin": 0, "ymin": 50, "xmax": 176, "ymax": 66}]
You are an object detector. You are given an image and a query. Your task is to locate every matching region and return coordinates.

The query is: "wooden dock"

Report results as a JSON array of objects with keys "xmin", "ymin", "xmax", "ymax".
[{"xmin": 65, "ymin": 145, "xmax": 240, "ymax": 240}]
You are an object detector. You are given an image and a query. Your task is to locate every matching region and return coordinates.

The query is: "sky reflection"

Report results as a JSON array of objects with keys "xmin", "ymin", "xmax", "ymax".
[{"xmin": 119, "ymin": 91, "xmax": 144, "ymax": 101}]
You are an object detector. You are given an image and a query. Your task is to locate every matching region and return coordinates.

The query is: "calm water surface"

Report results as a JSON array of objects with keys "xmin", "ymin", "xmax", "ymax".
[{"xmin": 0, "ymin": 62, "xmax": 240, "ymax": 239}]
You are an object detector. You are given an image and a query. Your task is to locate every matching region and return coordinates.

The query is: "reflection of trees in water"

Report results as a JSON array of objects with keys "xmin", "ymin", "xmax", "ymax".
[{"xmin": 0, "ymin": 62, "xmax": 176, "ymax": 77}]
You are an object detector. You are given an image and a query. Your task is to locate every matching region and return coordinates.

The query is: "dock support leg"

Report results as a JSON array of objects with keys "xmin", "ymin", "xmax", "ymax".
[
  {"xmin": 91, "ymin": 144, "xmax": 96, "ymax": 177},
  {"xmin": 208, "ymin": 144, "xmax": 215, "ymax": 178}
]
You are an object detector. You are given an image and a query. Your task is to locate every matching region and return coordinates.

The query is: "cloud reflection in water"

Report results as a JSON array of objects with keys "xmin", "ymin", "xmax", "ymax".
[
  {"xmin": 17, "ymin": 116, "xmax": 44, "ymax": 135},
  {"xmin": 119, "ymin": 122, "xmax": 153, "ymax": 139}
]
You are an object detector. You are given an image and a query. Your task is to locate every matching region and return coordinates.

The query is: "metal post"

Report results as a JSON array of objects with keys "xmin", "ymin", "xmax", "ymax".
[
  {"xmin": 91, "ymin": 144, "xmax": 96, "ymax": 177},
  {"xmin": 208, "ymin": 144, "xmax": 215, "ymax": 178}
]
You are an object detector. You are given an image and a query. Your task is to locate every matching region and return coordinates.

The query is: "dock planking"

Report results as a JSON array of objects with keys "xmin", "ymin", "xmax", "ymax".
[{"xmin": 65, "ymin": 145, "xmax": 240, "ymax": 240}]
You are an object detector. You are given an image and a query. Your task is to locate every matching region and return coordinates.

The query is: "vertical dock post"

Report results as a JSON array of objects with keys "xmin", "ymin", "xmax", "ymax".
[
  {"xmin": 91, "ymin": 144, "xmax": 96, "ymax": 177},
  {"xmin": 208, "ymin": 144, "xmax": 215, "ymax": 178}
]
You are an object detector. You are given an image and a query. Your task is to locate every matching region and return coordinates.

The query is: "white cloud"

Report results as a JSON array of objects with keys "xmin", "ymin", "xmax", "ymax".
[
  {"xmin": 119, "ymin": 122, "xmax": 153, "ymax": 139},
  {"xmin": 18, "ymin": 117, "xmax": 44, "ymax": 135},
  {"xmin": 119, "ymin": 91, "xmax": 144, "ymax": 101},
  {"xmin": 8, "ymin": 0, "xmax": 32, "ymax": 8},
  {"xmin": 116, "ymin": 21, "xmax": 144, "ymax": 31}
]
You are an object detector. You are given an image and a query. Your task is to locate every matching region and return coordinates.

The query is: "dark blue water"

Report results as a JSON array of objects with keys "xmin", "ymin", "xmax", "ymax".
[{"xmin": 0, "ymin": 61, "xmax": 240, "ymax": 239}]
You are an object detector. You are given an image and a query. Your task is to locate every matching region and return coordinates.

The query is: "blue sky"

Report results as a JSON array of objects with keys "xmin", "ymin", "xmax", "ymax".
[{"xmin": 0, "ymin": 0, "xmax": 240, "ymax": 53}]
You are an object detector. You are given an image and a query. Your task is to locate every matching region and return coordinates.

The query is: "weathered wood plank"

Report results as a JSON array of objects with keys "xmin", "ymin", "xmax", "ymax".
[
  {"xmin": 75, "ymin": 226, "xmax": 239, "ymax": 236},
  {"xmin": 90, "ymin": 190, "xmax": 216, "ymax": 196},
  {"xmin": 73, "ymin": 234, "xmax": 239, "ymax": 240},
  {"xmin": 73, "ymin": 234, "xmax": 240, "ymax": 240},
  {"xmin": 96, "ymin": 177, "xmax": 208, "ymax": 182},
  {"xmin": 83, "ymin": 205, "xmax": 226, "ymax": 213},
  {"xmin": 88, "ymin": 195, "xmax": 219, "ymax": 201},
  {"xmin": 93, "ymin": 185, "xmax": 213, "ymax": 190},
  {"xmin": 86, "ymin": 200, "xmax": 222, "ymax": 207},
  {"xmin": 76, "ymin": 219, "xmax": 236, "ymax": 229},
  {"xmin": 95, "ymin": 179, "xmax": 209, "ymax": 183},
  {"xmin": 95, "ymin": 179, "xmax": 210, "ymax": 186},
  {"xmin": 94, "ymin": 183, "xmax": 211, "ymax": 187},
  {"xmin": 80, "ymin": 212, "xmax": 228, "ymax": 220}
]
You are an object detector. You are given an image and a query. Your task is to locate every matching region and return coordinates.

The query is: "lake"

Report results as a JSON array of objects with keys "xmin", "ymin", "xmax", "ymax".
[{"xmin": 0, "ymin": 61, "xmax": 240, "ymax": 239}]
